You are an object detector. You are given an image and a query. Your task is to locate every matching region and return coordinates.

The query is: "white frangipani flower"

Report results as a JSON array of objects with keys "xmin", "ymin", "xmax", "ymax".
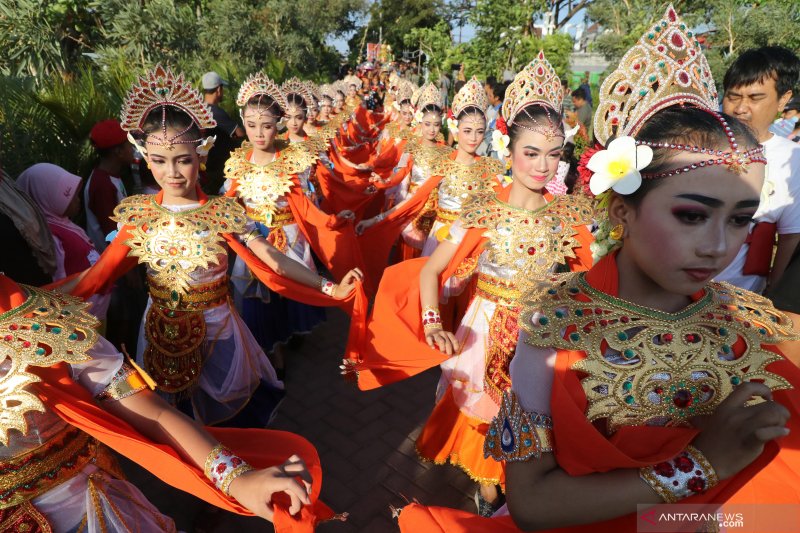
[{"xmin": 587, "ymin": 136, "xmax": 653, "ymax": 196}]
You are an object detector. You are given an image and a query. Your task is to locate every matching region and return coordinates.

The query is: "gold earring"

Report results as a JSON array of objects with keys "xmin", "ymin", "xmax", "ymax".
[
  {"xmin": 146, "ymin": 162, "xmax": 151, "ymax": 169},
  {"xmin": 199, "ymin": 162, "xmax": 207, "ymax": 172},
  {"xmin": 609, "ymin": 224, "xmax": 624, "ymax": 241}
]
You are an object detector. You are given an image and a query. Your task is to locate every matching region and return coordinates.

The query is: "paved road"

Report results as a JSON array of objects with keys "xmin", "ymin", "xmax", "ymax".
[{"xmin": 123, "ymin": 308, "xmax": 478, "ymax": 532}]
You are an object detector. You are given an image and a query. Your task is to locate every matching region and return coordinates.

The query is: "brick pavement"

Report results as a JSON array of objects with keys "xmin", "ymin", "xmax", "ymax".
[{"xmin": 123, "ymin": 308, "xmax": 479, "ymax": 532}]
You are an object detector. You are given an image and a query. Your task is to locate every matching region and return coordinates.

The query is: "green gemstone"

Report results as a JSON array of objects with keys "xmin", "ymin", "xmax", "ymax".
[
  {"xmin": 648, "ymin": 33, "xmax": 655, "ymax": 39},
  {"xmin": 623, "ymin": 349, "xmax": 635, "ymax": 359},
  {"xmin": 758, "ymin": 328, "xmax": 767, "ymax": 335},
  {"xmin": 35, "ymin": 347, "xmax": 45, "ymax": 355},
  {"xmin": 555, "ymin": 310, "xmax": 566, "ymax": 318},
  {"xmin": 718, "ymin": 327, "xmax": 728, "ymax": 336},
  {"xmin": 618, "ymin": 332, "xmax": 628, "ymax": 341},
  {"xmin": 575, "ymin": 309, "xmax": 584, "ymax": 317},
  {"xmin": 623, "ymin": 381, "xmax": 632, "ymax": 391},
  {"xmin": 625, "ymin": 395, "xmax": 635, "ymax": 404},
  {"xmin": 731, "ymin": 376, "xmax": 741, "ymax": 385},
  {"xmin": 68, "ymin": 333, "xmax": 78, "ymax": 340},
  {"xmin": 654, "ymin": 26, "xmax": 661, "ymax": 32},
  {"xmin": 51, "ymin": 327, "xmax": 61, "ymax": 334},
  {"xmin": 658, "ymin": 61, "xmax": 665, "ymax": 68},
  {"xmin": 569, "ymin": 332, "xmax": 581, "ymax": 342},
  {"xmin": 639, "ymin": 89, "xmax": 647, "ymax": 96},
  {"xmin": 170, "ymin": 290, "xmax": 179, "ymax": 301},
  {"xmin": 649, "ymin": 75, "xmax": 657, "ymax": 82},
  {"xmin": 31, "ymin": 323, "xmax": 40, "ymax": 331},
  {"xmin": 538, "ymin": 317, "xmax": 549, "ymax": 325},
  {"xmin": 547, "ymin": 289, "xmax": 557, "ymax": 295},
  {"xmin": 721, "ymin": 344, "xmax": 731, "ymax": 354},
  {"xmin": 569, "ymin": 287, "xmax": 579, "ymax": 294}
]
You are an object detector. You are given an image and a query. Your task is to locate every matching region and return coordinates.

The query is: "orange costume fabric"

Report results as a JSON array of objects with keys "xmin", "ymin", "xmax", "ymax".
[
  {"xmin": 0, "ymin": 275, "xmax": 333, "ymax": 533},
  {"xmin": 349, "ymin": 188, "xmax": 593, "ymax": 390},
  {"xmin": 61, "ymin": 189, "xmax": 368, "ymax": 361},
  {"xmin": 398, "ymin": 253, "xmax": 800, "ymax": 532}
]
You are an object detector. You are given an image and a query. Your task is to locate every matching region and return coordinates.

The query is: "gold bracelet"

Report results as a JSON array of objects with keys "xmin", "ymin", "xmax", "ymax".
[{"xmin": 639, "ymin": 445, "xmax": 719, "ymax": 503}]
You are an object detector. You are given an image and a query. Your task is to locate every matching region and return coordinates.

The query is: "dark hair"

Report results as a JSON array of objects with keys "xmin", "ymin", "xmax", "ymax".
[
  {"xmin": 486, "ymin": 75, "xmax": 497, "ymax": 86},
  {"xmin": 456, "ymin": 106, "xmax": 486, "ymax": 122},
  {"xmin": 454, "ymin": 80, "xmax": 465, "ymax": 94},
  {"xmin": 491, "ymin": 81, "xmax": 508, "ymax": 101},
  {"xmin": 286, "ymin": 92, "xmax": 308, "ymax": 112},
  {"xmin": 141, "ymin": 106, "xmax": 202, "ymax": 143},
  {"xmin": 723, "ymin": 46, "xmax": 800, "ymax": 97},
  {"xmin": 242, "ymin": 94, "xmax": 283, "ymax": 118},
  {"xmin": 420, "ymin": 104, "xmax": 443, "ymax": 116},
  {"xmin": 507, "ymin": 104, "xmax": 565, "ymax": 149},
  {"xmin": 203, "ymin": 87, "xmax": 219, "ymax": 95},
  {"xmin": 620, "ymin": 106, "xmax": 760, "ymax": 207},
  {"xmin": 571, "ymin": 89, "xmax": 585, "ymax": 100},
  {"xmin": 560, "ymin": 79, "xmax": 569, "ymax": 89}
]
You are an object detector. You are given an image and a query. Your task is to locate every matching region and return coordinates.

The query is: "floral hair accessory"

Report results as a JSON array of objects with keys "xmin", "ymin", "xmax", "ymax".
[
  {"xmin": 414, "ymin": 110, "xmax": 425, "ymax": 124},
  {"xmin": 495, "ymin": 115, "xmax": 508, "ymax": 135},
  {"xmin": 447, "ymin": 117, "xmax": 459, "ymax": 134},
  {"xmin": 196, "ymin": 135, "xmax": 216, "ymax": 157},
  {"xmin": 492, "ymin": 129, "xmax": 510, "ymax": 157},
  {"xmin": 587, "ymin": 136, "xmax": 653, "ymax": 195},
  {"xmin": 127, "ymin": 133, "xmax": 147, "ymax": 157}
]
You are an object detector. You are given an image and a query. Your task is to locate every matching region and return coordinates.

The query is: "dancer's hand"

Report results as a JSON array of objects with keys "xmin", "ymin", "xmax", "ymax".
[
  {"xmin": 334, "ymin": 268, "xmax": 364, "ymax": 299},
  {"xmin": 425, "ymin": 327, "xmax": 459, "ymax": 355},
  {"xmin": 227, "ymin": 454, "xmax": 312, "ymax": 521},
  {"xmin": 691, "ymin": 381, "xmax": 790, "ymax": 480},
  {"xmin": 354, "ymin": 163, "xmax": 373, "ymax": 171},
  {"xmin": 355, "ymin": 218, "xmax": 376, "ymax": 235},
  {"xmin": 336, "ymin": 210, "xmax": 355, "ymax": 221}
]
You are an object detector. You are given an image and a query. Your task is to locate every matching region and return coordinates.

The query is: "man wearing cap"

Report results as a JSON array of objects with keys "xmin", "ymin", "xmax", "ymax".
[
  {"xmin": 85, "ymin": 119, "xmax": 134, "ymax": 252},
  {"xmin": 202, "ymin": 71, "xmax": 244, "ymax": 193}
]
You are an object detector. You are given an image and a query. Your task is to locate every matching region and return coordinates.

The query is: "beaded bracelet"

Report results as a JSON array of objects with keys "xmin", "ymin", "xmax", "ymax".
[
  {"xmin": 422, "ymin": 306, "xmax": 442, "ymax": 333},
  {"xmin": 320, "ymin": 277, "xmax": 337, "ymax": 297},
  {"xmin": 639, "ymin": 445, "xmax": 719, "ymax": 503},
  {"xmin": 204, "ymin": 444, "xmax": 255, "ymax": 497}
]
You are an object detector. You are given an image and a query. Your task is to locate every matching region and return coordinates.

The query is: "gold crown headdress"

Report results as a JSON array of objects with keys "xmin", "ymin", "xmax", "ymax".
[
  {"xmin": 416, "ymin": 82, "xmax": 445, "ymax": 111},
  {"xmin": 388, "ymin": 72, "xmax": 400, "ymax": 92},
  {"xmin": 236, "ymin": 73, "xmax": 288, "ymax": 115},
  {"xmin": 395, "ymin": 80, "xmax": 415, "ymax": 105},
  {"xmin": 282, "ymin": 77, "xmax": 315, "ymax": 109},
  {"xmin": 585, "ymin": 5, "xmax": 766, "ymax": 201},
  {"xmin": 594, "ymin": 5, "xmax": 718, "ymax": 146},
  {"xmin": 343, "ymin": 75, "xmax": 361, "ymax": 88},
  {"xmin": 319, "ymin": 84, "xmax": 336, "ymax": 102},
  {"xmin": 501, "ymin": 51, "xmax": 564, "ymax": 141},
  {"xmin": 452, "ymin": 77, "xmax": 488, "ymax": 117},
  {"xmin": 121, "ymin": 65, "xmax": 216, "ymax": 155},
  {"xmin": 303, "ymin": 81, "xmax": 321, "ymax": 105}
]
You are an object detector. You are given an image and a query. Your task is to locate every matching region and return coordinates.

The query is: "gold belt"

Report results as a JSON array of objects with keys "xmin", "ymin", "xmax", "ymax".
[
  {"xmin": 148, "ymin": 276, "xmax": 228, "ymax": 312},
  {"xmin": 476, "ymin": 274, "xmax": 521, "ymax": 307},
  {"xmin": 246, "ymin": 207, "xmax": 296, "ymax": 229},
  {"xmin": 0, "ymin": 426, "xmax": 95, "ymax": 509},
  {"xmin": 435, "ymin": 207, "xmax": 459, "ymax": 224}
]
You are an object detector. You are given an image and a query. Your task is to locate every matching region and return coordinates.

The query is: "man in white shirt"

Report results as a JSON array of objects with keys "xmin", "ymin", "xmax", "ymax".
[{"xmin": 717, "ymin": 46, "xmax": 800, "ymax": 293}]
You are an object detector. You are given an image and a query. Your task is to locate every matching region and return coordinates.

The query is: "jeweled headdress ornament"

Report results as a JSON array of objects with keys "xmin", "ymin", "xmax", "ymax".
[
  {"xmin": 395, "ymin": 80, "xmax": 415, "ymax": 105},
  {"xmin": 121, "ymin": 65, "xmax": 217, "ymax": 156},
  {"xmin": 501, "ymin": 51, "xmax": 564, "ymax": 142},
  {"xmin": 452, "ymin": 77, "xmax": 489, "ymax": 117},
  {"xmin": 416, "ymin": 82, "xmax": 445, "ymax": 111},
  {"xmin": 303, "ymin": 81, "xmax": 321, "ymax": 106},
  {"xmin": 282, "ymin": 77, "xmax": 315, "ymax": 110},
  {"xmin": 586, "ymin": 4, "xmax": 766, "ymax": 198},
  {"xmin": 343, "ymin": 74, "xmax": 361, "ymax": 88},
  {"xmin": 319, "ymin": 84, "xmax": 336, "ymax": 102},
  {"xmin": 236, "ymin": 72, "xmax": 288, "ymax": 116}
]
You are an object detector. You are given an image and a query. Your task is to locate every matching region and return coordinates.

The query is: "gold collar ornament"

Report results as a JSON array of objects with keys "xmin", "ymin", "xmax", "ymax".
[
  {"xmin": 459, "ymin": 192, "xmax": 593, "ymax": 275},
  {"xmin": 521, "ymin": 273, "xmax": 796, "ymax": 433},
  {"xmin": 431, "ymin": 156, "xmax": 504, "ymax": 199},
  {"xmin": 224, "ymin": 138, "xmax": 325, "ymax": 224},
  {"xmin": 113, "ymin": 195, "xmax": 247, "ymax": 299},
  {"xmin": 0, "ymin": 286, "xmax": 98, "ymax": 444}
]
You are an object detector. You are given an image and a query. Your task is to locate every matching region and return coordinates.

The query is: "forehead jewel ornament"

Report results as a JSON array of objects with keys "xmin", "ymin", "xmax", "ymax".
[
  {"xmin": 452, "ymin": 77, "xmax": 489, "ymax": 118},
  {"xmin": 282, "ymin": 77, "xmax": 315, "ymax": 110},
  {"xmin": 501, "ymin": 50, "xmax": 565, "ymax": 142},
  {"xmin": 590, "ymin": 4, "xmax": 765, "ymax": 192},
  {"xmin": 121, "ymin": 64, "xmax": 217, "ymax": 155},
  {"xmin": 237, "ymin": 72, "xmax": 289, "ymax": 117}
]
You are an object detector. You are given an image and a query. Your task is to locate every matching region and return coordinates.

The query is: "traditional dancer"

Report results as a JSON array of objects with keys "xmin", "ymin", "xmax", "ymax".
[
  {"xmin": 348, "ymin": 53, "xmax": 594, "ymax": 514},
  {"xmin": 65, "ymin": 66, "xmax": 363, "ymax": 427},
  {"xmin": 398, "ymin": 7, "xmax": 800, "ymax": 531}
]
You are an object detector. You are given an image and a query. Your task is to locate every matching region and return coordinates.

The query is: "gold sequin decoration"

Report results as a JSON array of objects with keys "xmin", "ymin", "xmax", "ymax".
[
  {"xmin": 224, "ymin": 138, "xmax": 326, "ymax": 225},
  {"xmin": 459, "ymin": 192, "xmax": 593, "ymax": 277},
  {"xmin": 432, "ymin": 157, "xmax": 504, "ymax": 200},
  {"xmin": 0, "ymin": 286, "xmax": 97, "ymax": 445},
  {"xmin": 520, "ymin": 273, "xmax": 797, "ymax": 433},
  {"xmin": 113, "ymin": 195, "xmax": 246, "ymax": 299}
]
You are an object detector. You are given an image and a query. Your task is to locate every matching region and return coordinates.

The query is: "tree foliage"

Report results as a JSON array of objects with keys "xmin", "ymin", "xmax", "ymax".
[{"xmin": 350, "ymin": 0, "xmax": 445, "ymax": 61}]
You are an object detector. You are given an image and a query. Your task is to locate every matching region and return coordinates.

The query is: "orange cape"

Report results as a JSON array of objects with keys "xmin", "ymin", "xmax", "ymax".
[
  {"xmin": 351, "ymin": 188, "xmax": 593, "ymax": 390},
  {"xmin": 60, "ymin": 189, "xmax": 368, "ymax": 362},
  {"xmin": 0, "ymin": 275, "xmax": 333, "ymax": 533},
  {"xmin": 398, "ymin": 253, "xmax": 800, "ymax": 532}
]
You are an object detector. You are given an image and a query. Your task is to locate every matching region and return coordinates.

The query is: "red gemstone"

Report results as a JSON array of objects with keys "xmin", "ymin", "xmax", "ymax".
[
  {"xmin": 633, "ymin": 63, "xmax": 641, "ymax": 70},
  {"xmin": 621, "ymin": 316, "xmax": 630, "ymax": 323},
  {"xmin": 654, "ymin": 386, "xmax": 664, "ymax": 394},
  {"xmin": 674, "ymin": 456, "xmax": 695, "ymax": 473},
  {"xmin": 611, "ymin": 117, "xmax": 619, "ymax": 125},
  {"xmin": 527, "ymin": 247, "xmax": 535, "ymax": 255},
  {"xmin": 687, "ymin": 476, "xmax": 706, "ymax": 493},
  {"xmin": 600, "ymin": 319, "xmax": 608, "ymax": 326},
  {"xmin": 671, "ymin": 33, "xmax": 684, "ymax": 47},
  {"xmin": 216, "ymin": 464, "xmax": 227, "ymax": 474},
  {"xmin": 22, "ymin": 341, "xmax": 31, "ymax": 348},
  {"xmin": 654, "ymin": 462, "xmax": 675, "ymax": 477},
  {"xmin": 672, "ymin": 389, "xmax": 693, "ymax": 408},
  {"xmin": 3, "ymin": 335, "xmax": 11, "ymax": 341},
  {"xmin": 700, "ymin": 384, "xmax": 710, "ymax": 392},
  {"xmin": 668, "ymin": 8, "xmax": 677, "ymax": 22},
  {"xmin": 678, "ymin": 71, "xmax": 690, "ymax": 84},
  {"xmin": 537, "ymin": 67, "xmax": 544, "ymax": 75},
  {"xmin": 9, "ymin": 325, "xmax": 17, "ymax": 331},
  {"xmin": 595, "ymin": 308, "xmax": 602, "ymax": 314},
  {"xmin": 662, "ymin": 333, "xmax": 673, "ymax": 343}
]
